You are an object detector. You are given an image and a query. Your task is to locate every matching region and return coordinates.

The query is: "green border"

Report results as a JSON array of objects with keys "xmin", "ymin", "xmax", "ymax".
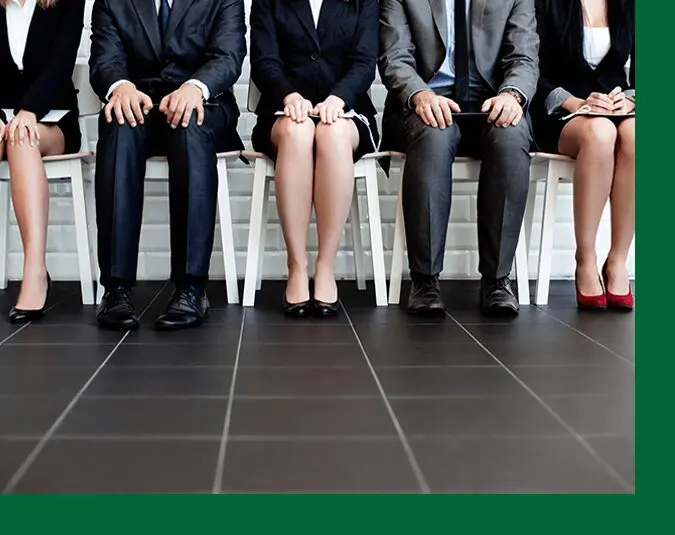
[{"xmin": 0, "ymin": 0, "xmax": 661, "ymax": 532}]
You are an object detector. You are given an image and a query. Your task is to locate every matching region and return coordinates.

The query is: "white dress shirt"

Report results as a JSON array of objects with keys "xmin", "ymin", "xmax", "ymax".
[
  {"xmin": 5, "ymin": 0, "xmax": 38, "ymax": 71},
  {"xmin": 309, "ymin": 0, "xmax": 323, "ymax": 27},
  {"xmin": 107, "ymin": 0, "xmax": 210, "ymax": 100}
]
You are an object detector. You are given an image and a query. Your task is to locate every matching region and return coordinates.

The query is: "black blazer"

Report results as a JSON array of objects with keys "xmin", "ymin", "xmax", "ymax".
[
  {"xmin": 89, "ymin": 0, "xmax": 246, "ymax": 106},
  {"xmin": 533, "ymin": 0, "xmax": 635, "ymax": 115},
  {"xmin": 250, "ymin": 0, "xmax": 378, "ymax": 120},
  {"xmin": 0, "ymin": 0, "xmax": 84, "ymax": 121}
]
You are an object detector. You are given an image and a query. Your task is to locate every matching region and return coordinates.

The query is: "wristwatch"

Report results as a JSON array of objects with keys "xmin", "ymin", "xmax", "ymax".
[{"xmin": 500, "ymin": 89, "xmax": 525, "ymax": 107}]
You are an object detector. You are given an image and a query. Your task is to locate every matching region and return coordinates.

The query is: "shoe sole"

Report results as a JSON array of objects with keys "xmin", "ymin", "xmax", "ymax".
[
  {"xmin": 407, "ymin": 307, "xmax": 446, "ymax": 317},
  {"xmin": 97, "ymin": 320, "xmax": 139, "ymax": 332},
  {"xmin": 481, "ymin": 305, "xmax": 520, "ymax": 318}
]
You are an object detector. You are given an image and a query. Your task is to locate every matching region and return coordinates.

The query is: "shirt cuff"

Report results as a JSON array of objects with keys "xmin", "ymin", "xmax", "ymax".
[
  {"xmin": 184, "ymin": 79, "xmax": 210, "ymax": 101},
  {"xmin": 544, "ymin": 87, "xmax": 574, "ymax": 115},
  {"xmin": 500, "ymin": 86, "xmax": 529, "ymax": 107},
  {"xmin": 625, "ymin": 89, "xmax": 635, "ymax": 101},
  {"xmin": 106, "ymin": 80, "xmax": 134, "ymax": 101}
]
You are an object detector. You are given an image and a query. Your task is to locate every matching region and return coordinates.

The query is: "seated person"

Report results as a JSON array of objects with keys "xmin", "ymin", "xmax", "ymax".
[
  {"xmin": 532, "ymin": 0, "xmax": 635, "ymax": 310},
  {"xmin": 250, "ymin": 0, "xmax": 379, "ymax": 317},
  {"xmin": 89, "ymin": 0, "xmax": 246, "ymax": 331},
  {"xmin": 0, "ymin": 0, "xmax": 85, "ymax": 324}
]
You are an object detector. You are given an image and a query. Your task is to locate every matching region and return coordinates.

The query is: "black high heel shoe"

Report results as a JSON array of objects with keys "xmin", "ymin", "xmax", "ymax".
[
  {"xmin": 312, "ymin": 298, "xmax": 340, "ymax": 317},
  {"xmin": 283, "ymin": 294, "xmax": 311, "ymax": 318},
  {"xmin": 9, "ymin": 272, "xmax": 52, "ymax": 324}
]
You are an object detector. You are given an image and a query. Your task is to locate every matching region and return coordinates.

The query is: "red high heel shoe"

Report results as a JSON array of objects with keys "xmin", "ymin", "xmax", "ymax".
[
  {"xmin": 602, "ymin": 261, "xmax": 634, "ymax": 311},
  {"xmin": 575, "ymin": 273, "xmax": 607, "ymax": 311}
]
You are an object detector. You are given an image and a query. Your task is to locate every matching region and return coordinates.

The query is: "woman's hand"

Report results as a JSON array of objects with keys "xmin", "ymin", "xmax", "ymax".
[
  {"xmin": 313, "ymin": 95, "xmax": 345, "ymax": 125},
  {"xmin": 584, "ymin": 91, "xmax": 616, "ymax": 113},
  {"xmin": 609, "ymin": 87, "xmax": 635, "ymax": 115},
  {"xmin": 283, "ymin": 93, "xmax": 313, "ymax": 123},
  {"xmin": 0, "ymin": 122, "xmax": 6, "ymax": 146},
  {"xmin": 6, "ymin": 110, "xmax": 40, "ymax": 147}
]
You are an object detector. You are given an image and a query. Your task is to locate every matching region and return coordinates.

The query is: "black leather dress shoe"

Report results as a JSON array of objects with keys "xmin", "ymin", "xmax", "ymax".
[
  {"xmin": 313, "ymin": 298, "xmax": 340, "ymax": 317},
  {"xmin": 96, "ymin": 286, "xmax": 139, "ymax": 331},
  {"xmin": 480, "ymin": 277, "xmax": 520, "ymax": 317},
  {"xmin": 407, "ymin": 274, "xmax": 445, "ymax": 316},
  {"xmin": 9, "ymin": 272, "xmax": 52, "ymax": 325},
  {"xmin": 283, "ymin": 295, "xmax": 311, "ymax": 318},
  {"xmin": 155, "ymin": 285, "xmax": 209, "ymax": 331}
]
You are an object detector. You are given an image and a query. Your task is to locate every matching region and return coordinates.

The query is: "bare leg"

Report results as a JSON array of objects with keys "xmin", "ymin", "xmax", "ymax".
[
  {"xmin": 313, "ymin": 120, "xmax": 359, "ymax": 303},
  {"xmin": 606, "ymin": 118, "xmax": 635, "ymax": 295},
  {"xmin": 7, "ymin": 125, "xmax": 65, "ymax": 309},
  {"xmin": 271, "ymin": 117, "xmax": 315, "ymax": 303},
  {"xmin": 559, "ymin": 117, "xmax": 617, "ymax": 296}
]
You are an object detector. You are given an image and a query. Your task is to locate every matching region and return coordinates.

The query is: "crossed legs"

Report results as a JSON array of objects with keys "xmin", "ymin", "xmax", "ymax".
[{"xmin": 271, "ymin": 117, "xmax": 358, "ymax": 304}]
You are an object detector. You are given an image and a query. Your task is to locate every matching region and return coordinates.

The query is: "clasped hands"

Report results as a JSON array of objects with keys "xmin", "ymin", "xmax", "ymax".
[
  {"xmin": 567, "ymin": 86, "xmax": 635, "ymax": 115},
  {"xmin": 411, "ymin": 90, "xmax": 523, "ymax": 129},
  {"xmin": 104, "ymin": 81, "xmax": 205, "ymax": 128},
  {"xmin": 283, "ymin": 93, "xmax": 345, "ymax": 124}
]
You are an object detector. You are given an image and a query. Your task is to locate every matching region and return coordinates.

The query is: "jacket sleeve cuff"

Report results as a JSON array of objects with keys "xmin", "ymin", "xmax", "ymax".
[
  {"xmin": 544, "ymin": 87, "xmax": 573, "ymax": 115},
  {"xmin": 185, "ymin": 79, "xmax": 211, "ymax": 101},
  {"xmin": 625, "ymin": 89, "xmax": 635, "ymax": 101}
]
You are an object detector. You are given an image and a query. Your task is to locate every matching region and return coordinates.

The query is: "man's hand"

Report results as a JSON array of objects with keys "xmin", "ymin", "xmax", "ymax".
[
  {"xmin": 6, "ymin": 110, "xmax": 39, "ymax": 147},
  {"xmin": 283, "ymin": 93, "xmax": 313, "ymax": 123},
  {"xmin": 159, "ymin": 83, "xmax": 205, "ymax": 129},
  {"xmin": 482, "ymin": 93, "xmax": 523, "ymax": 127},
  {"xmin": 411, "ymin": 90, "xmax": 461, "ymax": 129},
  {"xmin": 105, "ymin": 82, "xmax": 153, "ymax": 127},
  {"xmin": 313, "ymin": 95, "xmax": 345, "ymax": 125}
]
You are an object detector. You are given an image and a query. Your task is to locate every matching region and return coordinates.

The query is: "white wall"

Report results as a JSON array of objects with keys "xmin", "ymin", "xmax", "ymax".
[{"xmin": 5, "ymin": 0, "xmax": 635, "ymax": 281}]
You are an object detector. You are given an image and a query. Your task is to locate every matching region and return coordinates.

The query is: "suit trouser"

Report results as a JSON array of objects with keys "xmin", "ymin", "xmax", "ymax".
[
  {"xmin": 95, "ymin": 104, "xmax": 234, "ymax": 288},
  {"xmin": 389, "ymin": 110, "xmax": 532, "ymax": 280}
]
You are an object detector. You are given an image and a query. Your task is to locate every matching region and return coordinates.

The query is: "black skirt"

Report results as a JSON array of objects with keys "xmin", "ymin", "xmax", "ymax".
[
  {"xmin": 534, "ymin": 113, "xmax": 633, "ymax": 154},
  {"xmin": 252, "ymin": 113, "xmax": 379, "ymax": 162},
  {"xmin": 55, "ymin": 109, "xmax": 82, "ymax": 154}
]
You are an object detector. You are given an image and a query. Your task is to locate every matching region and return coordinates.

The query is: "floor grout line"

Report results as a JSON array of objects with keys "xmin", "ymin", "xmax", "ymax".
[
  {"xmin": 1, "ymin": 284, "xmax": 168, "ymax": 494},
  {"xmin": 444, "ymin": 310, "xmax": 634, "ymax": 493},
  {"xmin": 0, "ymin": 297, "xmax": 68, "ymax": 347},
  {"xmin": 535, "ymin": 307, "xmax": 634, "ymax": 367},
  {"xmin": 341, "ymin": 302, "xmax": 431, "ymax": 494},
  {"xmin": 212, "ymin": 308, "xmax": 246, "ymax": 494}
]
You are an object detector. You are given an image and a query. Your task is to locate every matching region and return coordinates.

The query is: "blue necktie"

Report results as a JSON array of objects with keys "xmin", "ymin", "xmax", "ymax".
[{"xmin": 159, "ymin": 0, "xmax": 171, "ymax": 42}]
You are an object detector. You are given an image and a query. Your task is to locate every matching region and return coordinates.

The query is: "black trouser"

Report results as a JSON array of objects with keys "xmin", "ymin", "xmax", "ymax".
[
  {"xmin": 95, "ymin": 103, "xmax": 236, "ymax": 288},
  {"xmin": 385, "ymin": 102, "xmax": 533, "ymax": 280}
]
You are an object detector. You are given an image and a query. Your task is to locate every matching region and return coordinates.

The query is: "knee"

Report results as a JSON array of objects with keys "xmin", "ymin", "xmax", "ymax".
[
  {"xmin": 410, "ymin": 122, "xmax": 460, "ymax": 155},
  {"xmin": 484, "ymin": 120, "xmax": 532, "ymax": 155},
  {"xmin": 580, "ymin": 118, "xmax": 618, "ymax": 154},
  {"xmin": 617, "ymin": 119, "xmax": 635, "ymax": 159},
  {"xmin": 98, "ymin": 111, "xmax": 144, "ymax": 139},
  {"xmin": 276, "ymin": 117, "xmax": 315, "ymax": 149},
  {"xmin": 315, "ymin": 120, "xmax": 353, "ymax": 153}
]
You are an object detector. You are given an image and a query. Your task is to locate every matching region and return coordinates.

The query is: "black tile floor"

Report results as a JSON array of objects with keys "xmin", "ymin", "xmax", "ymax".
[{"xmin": 0, "ymin": 279, "xmax": 635, "ymax": 494}]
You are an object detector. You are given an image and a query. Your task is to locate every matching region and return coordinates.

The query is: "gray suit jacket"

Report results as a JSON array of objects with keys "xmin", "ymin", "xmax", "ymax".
[{"xmin": 378, "ymin": 0, "xmax": 539, "ymax": 110}]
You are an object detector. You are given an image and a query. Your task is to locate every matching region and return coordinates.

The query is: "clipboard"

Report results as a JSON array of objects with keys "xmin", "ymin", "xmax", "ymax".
[{"xmin": 559, "ymin": 105, "xmax": 635, "ymax": 121}]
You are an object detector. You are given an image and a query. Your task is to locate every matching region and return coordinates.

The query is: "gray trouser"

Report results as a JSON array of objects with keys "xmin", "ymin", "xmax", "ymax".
[{"xmin": 386, "ymin": 110, "xmax": 532, "ymax": 280}]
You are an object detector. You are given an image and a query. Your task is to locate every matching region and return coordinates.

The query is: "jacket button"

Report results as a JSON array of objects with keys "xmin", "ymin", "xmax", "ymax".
[{"xmin": 311, "ymin": 53, "xmax": 319, "ymax": 61}]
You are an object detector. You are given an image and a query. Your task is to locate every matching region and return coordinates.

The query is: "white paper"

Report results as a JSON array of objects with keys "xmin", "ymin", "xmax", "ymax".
[{"xmin": 1, "ymin": 109, "xmax": 70, "ymax": 123}]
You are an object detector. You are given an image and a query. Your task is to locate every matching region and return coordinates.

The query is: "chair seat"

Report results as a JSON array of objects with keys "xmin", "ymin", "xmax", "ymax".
[{"xmin": 146, "ymin": 150, "xmax": 242, "ymax": 162}]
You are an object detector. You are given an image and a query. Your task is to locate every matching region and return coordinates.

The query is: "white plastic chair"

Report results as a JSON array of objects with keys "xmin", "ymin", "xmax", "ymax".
[
  {"xmin": 0, "ymin": 63, "xmax": 100, "ymax": 304},
  {"xmin": 387, "ymin": 152, "xmax": 532, "ymax": 306},
  {"xmin": 241, "ymin": 82, "xmax": 388, "ymax": 307}
]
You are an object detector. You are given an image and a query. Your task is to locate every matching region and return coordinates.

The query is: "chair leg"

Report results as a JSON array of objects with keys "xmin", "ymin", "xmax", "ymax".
[
  {"xmin": 0, "ymin": 181, "xmax": 10, "ymax": 290},
  {"xmin": 388, "ymin": 157, "xmax": 406, "ymax": 305},
  {"xmin": 83, "ymin": 167, "xmax": 103, "ymax": 305},
  {"xmin": 70, "ymin": 160, "xmax": 95, "ymax": 305},
  {"xmin": 363, "ymin": 159, "xmax": 387, "ymax": 306},
  {"xmin": 524, "ymin": 177, "xmax": 538, "ymax": 262},
  {"xmin": 217, "ymin": 158, "xmax": 240, "ymax": 305},
  {"xmin": 256, "ymin": 180, "xmax": 271, "ymax": 292},
  {"xmin": 243, "ymin": 158, "xmax": 270, "ymax": 307},
  {"xmin": 349, "ymin": 183, "xmax": 366, "ymax": 291},
  {"xmin": 535, "ymin": 163, "xmax": 560, "ymax": 306},
  {"xmin": 514, "ymin": 220, "xmax": 530, "ymax": 306}
]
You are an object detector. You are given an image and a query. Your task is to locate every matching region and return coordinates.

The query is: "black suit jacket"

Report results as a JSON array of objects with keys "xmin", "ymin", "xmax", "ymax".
[
  {"xmin": 0, "ymin": 0, "xmax": 84, "ymax": 121},
  {"xmin": 533, "ymin": 0, "xmax": 635, "ymax": 115},
  {"xmin": 250, "ymin": 0, "xmax": 378, "ymax": 120},
  {"xmin": 89, "ymin": 0, "xmax": 246, "ymax": 106}
]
